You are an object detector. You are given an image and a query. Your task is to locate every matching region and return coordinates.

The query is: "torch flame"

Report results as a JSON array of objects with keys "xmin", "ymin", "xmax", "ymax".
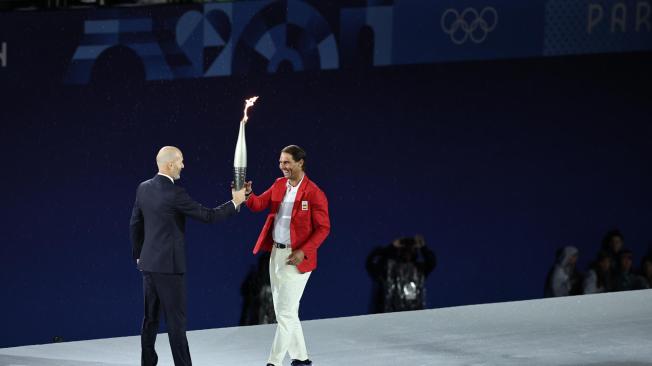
[{"xmin": 241, "ymin": 96, "xmax": 259, "ymax": 124}]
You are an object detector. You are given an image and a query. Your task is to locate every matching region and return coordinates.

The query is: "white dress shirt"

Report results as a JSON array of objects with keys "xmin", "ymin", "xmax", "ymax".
[{"xmin": 272, "ymin": 176, "xmax": 304, "ymax": 246}]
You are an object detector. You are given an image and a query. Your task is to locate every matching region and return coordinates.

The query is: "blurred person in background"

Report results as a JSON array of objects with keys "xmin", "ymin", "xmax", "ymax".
[
  {"xmin": 583, "ymin": 251, "xmax": 613, "ymax": 294},
  {"xmin": 366, "ymin": 234, "xmax": 437, "ymax": 313},
  {"xmin": 614, "ymin": 249, "xmax": 648, "ymax": 291},
  {"xmin": 544, "ymin": 246, "xmax": 582, "ymax": 297},
  {"xmin": 239, "ymin": 252, "xmax": 276, "ymax": 326},
  {"xmin": 601, "ymin": 229, "xmax": 624, "ymax": 283},
  {"xmin": 639, "ymin": 255, "xmax": 652, "ymax": 289}
]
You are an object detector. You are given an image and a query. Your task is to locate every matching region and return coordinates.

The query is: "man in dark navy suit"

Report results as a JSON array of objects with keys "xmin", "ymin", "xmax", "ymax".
[{"xmin": 130, "ymin": 146, "xmax": 247, "ymax": 366}]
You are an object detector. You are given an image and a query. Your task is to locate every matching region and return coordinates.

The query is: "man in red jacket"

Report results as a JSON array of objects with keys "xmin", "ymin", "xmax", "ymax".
[{"xmin": 244, "ymin": 145, "xmax": 330, "ymax": 366}]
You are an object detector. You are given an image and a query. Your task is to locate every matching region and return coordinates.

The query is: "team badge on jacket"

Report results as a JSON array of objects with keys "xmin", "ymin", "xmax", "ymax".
[{"xmin": 301, "ymin": 201, "xmax": 309, "ymax": 211}]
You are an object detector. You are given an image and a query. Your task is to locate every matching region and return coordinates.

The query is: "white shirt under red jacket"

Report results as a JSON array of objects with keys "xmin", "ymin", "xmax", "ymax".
[{"xmin": 246, "ymin": 175, "xmax": 330, "ymax": 273}]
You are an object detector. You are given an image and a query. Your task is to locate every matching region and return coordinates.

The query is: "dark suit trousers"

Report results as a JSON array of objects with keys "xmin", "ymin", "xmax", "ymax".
[{"xmin": 141, "ymin": 272, "xmax": 191, "ymax": 366}]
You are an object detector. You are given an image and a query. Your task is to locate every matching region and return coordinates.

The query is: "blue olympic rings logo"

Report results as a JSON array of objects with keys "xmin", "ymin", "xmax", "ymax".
[{"xmin": 440, "ymin": 7, "xmax": 498, "ymax": 45}]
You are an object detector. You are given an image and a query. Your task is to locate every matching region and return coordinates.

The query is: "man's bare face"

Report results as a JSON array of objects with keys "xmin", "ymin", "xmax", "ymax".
[
  {"xmin": 171, "ymin": 152, "xmax": 184, "ymax": 180},
  {"xmin": 279, "ymin": 152, "xmax": 302, "ymax": 180}
]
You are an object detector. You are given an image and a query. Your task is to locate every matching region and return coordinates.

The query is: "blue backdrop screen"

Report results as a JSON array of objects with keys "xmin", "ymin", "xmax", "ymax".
[{"xmin": 1, "ymin": 2, "xmax": 651, "ymax": 348}]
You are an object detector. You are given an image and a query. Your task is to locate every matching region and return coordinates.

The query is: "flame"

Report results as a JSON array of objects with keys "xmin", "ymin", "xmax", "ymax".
[{"xmin": 242, "ymin": 96, "xmax": 259, "ymax": 123}]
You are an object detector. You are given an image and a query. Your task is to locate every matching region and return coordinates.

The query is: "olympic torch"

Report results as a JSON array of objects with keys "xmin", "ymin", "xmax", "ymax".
[{"xmin": 233, "ymin": 96, "xmax": 258, "ymax": 191}]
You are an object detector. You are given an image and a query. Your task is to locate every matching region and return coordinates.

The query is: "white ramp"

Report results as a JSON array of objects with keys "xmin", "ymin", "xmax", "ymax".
[{"xmin": 2, "ymin": 290, "xmax": 652, "ymax": 366}]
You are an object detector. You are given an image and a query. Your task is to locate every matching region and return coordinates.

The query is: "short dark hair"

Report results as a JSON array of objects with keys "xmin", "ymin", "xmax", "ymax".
[
  {"xmin": 281, "ymin": 145, "xmax": 306, "ymax": 171},
  {"xmin": 601, "ymin": 229, "xmax": 624, "ymax": 249},
  {"xmin": 618, "ymin": 248, "xmax": 633, "ymax": 259}
]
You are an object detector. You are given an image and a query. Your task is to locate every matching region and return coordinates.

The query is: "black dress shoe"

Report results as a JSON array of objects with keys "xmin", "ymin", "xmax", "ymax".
[
  {"xmin": 266, "ymin": 364, "xmax": 275, "ymax": 366},
  {"xmin": 291, "ymin": 360, "xmax": 312, "ymax": 366}
]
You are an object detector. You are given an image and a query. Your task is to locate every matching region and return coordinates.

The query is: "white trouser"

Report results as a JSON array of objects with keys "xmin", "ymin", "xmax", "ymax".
[{"xmin": 267, "ymin": 246, "xmax": 311, "ymax": 365}]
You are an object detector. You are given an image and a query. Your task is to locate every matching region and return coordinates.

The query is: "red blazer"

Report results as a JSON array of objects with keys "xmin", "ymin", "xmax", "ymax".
[{"xmin": 246, "ymin": 175, "xmax": 330, "ymax": 273}]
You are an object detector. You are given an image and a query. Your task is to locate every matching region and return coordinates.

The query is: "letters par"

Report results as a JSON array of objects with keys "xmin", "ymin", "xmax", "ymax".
[{"xmin": 588, "ymin": 1, "xmax": 651, "ymax": 34}]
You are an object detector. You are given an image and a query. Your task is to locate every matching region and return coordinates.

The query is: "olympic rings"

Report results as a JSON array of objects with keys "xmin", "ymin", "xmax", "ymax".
[{"xmin": 441, "ymin": 7, "xmax": 498, "ymax": 45}]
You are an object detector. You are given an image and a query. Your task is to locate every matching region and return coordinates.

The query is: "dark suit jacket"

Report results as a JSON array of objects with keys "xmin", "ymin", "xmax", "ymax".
[{"xmin": 130, "ymin": 174, "xmax": 236, "ymax": 273}]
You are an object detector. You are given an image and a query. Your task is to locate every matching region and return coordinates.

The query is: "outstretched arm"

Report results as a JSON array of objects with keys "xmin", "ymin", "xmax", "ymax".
[
  {"xmin": 245, "ymin": 181, "xmax": 274, "ymax": 212},
  {"xmin": 174, "ymin": 187, "xmax": 243, "ymax": 223}
]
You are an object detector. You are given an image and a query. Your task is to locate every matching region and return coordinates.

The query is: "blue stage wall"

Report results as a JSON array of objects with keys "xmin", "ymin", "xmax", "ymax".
[{"xmin": 1, "ymin": 0, "xmax": 651, "ymax": 348}]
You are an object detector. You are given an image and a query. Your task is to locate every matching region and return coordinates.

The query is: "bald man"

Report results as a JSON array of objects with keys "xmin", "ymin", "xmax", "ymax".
[{"xmin": 130, "ymin": 146, "xmax": 247, "ymax": 366}]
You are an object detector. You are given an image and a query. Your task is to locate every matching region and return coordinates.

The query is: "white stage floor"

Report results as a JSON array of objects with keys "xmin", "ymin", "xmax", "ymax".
[{"xmin": 2, "ymin": 290, "xmax": 652, "ymax": 366}]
